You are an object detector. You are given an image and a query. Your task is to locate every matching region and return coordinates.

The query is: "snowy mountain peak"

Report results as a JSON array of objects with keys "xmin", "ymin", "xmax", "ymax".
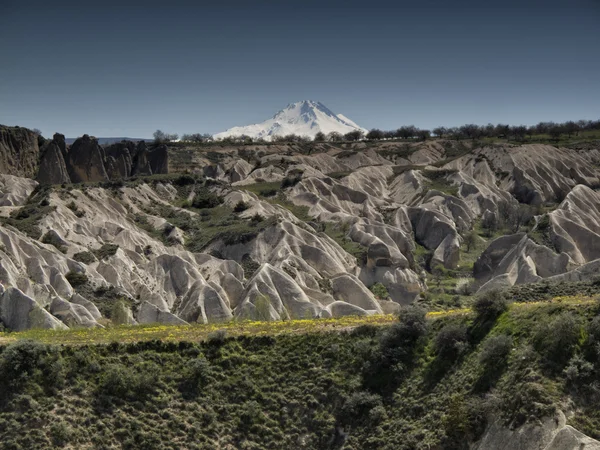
[{"xmin": 213, "ymin": 101, "xmax": 366, "ymax": 141}]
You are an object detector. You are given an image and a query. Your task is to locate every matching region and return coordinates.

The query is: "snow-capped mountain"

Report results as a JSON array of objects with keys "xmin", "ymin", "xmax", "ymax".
[{"xmin": 213, "ymin": 100, "xmax": 367, "ymax": 141}]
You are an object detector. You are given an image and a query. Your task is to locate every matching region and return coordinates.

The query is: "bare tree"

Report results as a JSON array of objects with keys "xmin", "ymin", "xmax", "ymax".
[
  {"xmin": 313, "ymin": 131, "xmax": 326, "ymax": 142},
  {"xmin": 433, "ymin": 127, "xmax": 447, "ymax": 138},
  {"xmin": 326, "ymin": 131, "xmax": 343, "ymax": 142},
  {"xmin": 366, "ymin": 129, "xmax": 384, "ymax": 140},
  {"xmin": 344, "ymin": 130, "xmax": 364, "ymax": 141},
  {"xmin": 416, "ymin": 129, "xmax": 431, "ymax": 141},
  {"xmin": 153, "ymin": 130, "xmax": 178, "ymax": 143},
  {"xmin": 463, "ymin": 230, "xmax": 479, "ymax": 252},
  {"xmin": 499, "ymin": 202, "xmax": 532, "ymax": 233}
]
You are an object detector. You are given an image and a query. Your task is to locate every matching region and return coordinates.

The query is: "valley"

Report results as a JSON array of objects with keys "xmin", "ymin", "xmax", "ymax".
[{"xmin": 1, "ymin": 120, "xmax": 600, "ymax": 448}]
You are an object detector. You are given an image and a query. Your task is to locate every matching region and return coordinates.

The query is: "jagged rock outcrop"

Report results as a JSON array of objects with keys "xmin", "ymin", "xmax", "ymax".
[
  {"xmin": 401, "ymin": 206, "xmax": 462, "ymax": 269},
  {"xmin": 1, "ymin": 135, "xmax": 599, "ymax": 330},
  {"xmin": 236, "ymin": 264, "xmax": 321, "ymax": 320},
  {"xmin": 0, "ymin": 125, "xmax": 40, "ymax": 178},
  {"xmin": 37, "ymin": 133, "xmax": 71, "ymax": 185},
  {"xmin": 177, "ymin": 281, "xmax": 233, "ymax": 324},
  {"xmin": 474, "ymin": 411, "xmax": 600, "ymax": 450},
  {"xmin": 474, "ymin": 233, "xmax": 571, "ymax": 292},
  {"xmin": 49, "ymin": 296, "xmax": 100, "ymax": 328},
  {"xmin": 0, "ymin": 174, "xmax": 37, "ymax": 206},
  {"xmin": 549, "ymin": 185, "xmax": 600, "ymax": 265},
  {"xmin": 148, "ymin": 144, "xmax": 169, "ymax": 174},
  {"xmin": 138, "ymin": 300, "xmax": 188, "ymax": 325},
  {"xmin": 0, "ymin": 287, "xmax": 67, "ymax": 331},
  {"xmin": 132, "ymin": 141, "xmax": 153, "ymax": 176},
  {"xmin": 66, "ymin": 134, "xmax": 109, "ymax": 183}
]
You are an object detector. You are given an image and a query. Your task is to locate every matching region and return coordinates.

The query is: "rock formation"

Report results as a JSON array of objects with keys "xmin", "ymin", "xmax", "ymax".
[
  {"xmin": 0, "ymin": 132, "xmax": 599, "ymax": 330},
  {"xmin": 0, "ymin": 125, "xmax": 40, "ymax": 178},
  {"xmin": 37, "ymin": 133, "xmax": 71, "ymax": 184}
]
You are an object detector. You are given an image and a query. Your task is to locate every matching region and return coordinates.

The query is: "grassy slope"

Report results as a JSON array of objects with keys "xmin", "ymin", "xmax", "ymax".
[{"xmin": 1, "ymin": 296, "xmax": 599, "ymax": 449}]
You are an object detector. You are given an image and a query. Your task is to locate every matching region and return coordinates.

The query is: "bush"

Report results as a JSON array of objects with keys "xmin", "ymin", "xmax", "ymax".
[
  {"xmin": 281, "ymin": 172, "xmax": 302, "ymax": 188},
  {"xmin": 369, "ymin": 282, "xmax": 389, "ymax": 300},
  {"xmin": 249, "ymin": 213, "xmax": 264, "ymax": 224},
  {"xmin": 97, "ymin": 363, "xmax": 158, "ymax": 400},
  {"xmin": 434, "ymin": 323, "xmax": 469, "ymax": 361},
  {"xmin": 173, "ymin": 174, "xmax": 197, "ymax": 186},
  {"xmin": 533, "ymin": 312, "xmax": 581, "ymax": 368},
  {"xmin": 340, "ymin": 391, "xmax": 383, "ymax": 425},
  {"xmin": 233, "ymin": 201, "xmax": 249, "ymax": 213},
  {"xmin": 181, "ymin": 356, "xmax": 213, "ymax": 395},
  {"xmin": 73, "ymin": 251, "xmax": 96, "ymax": 264},
  {"xmin": 479, "ymin": 334, "xmax": 512, "ymax": 370},
  {"xmin": 192, "ymin": 189, "xmax": 223, "ymax": 209},
  {"xmin": 564, "ymin": 354, "xmax": 594, "ymax": 384},
  {"xmin": 376, "ymin": 305, "xmax": 428, "ymax": 372},
  {"xmin": 207, "ymin": 330, "xmax": 227, "ymax": 346},
  {"xmin": 0, "ymin": 341, "xmax": 63, "ymax": 392},
  {"xmin": 473, "ymin": 290, "xmax": 508, "ymax": 321},
  {"xmin": 93, "ymin": 243, "xmax": 119, "ymax": 260},
  {"xmin": 41, "ymin": 231, "xmax": 67, "ymax": 253},
  {"xmin": 65, "ymin": 271, "xmax": 88, "ymax": 287}
]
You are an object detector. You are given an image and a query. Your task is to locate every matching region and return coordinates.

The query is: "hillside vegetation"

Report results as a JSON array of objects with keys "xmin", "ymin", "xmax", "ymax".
[{"xmin": 1, "ymin": 295, "xmax": 600, "ymax": 449}]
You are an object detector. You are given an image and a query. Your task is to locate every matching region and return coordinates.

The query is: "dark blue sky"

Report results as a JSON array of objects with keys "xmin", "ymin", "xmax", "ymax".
[{"xmin": 1, "ymin": 0, "xmax": 598, "ymax": 137}]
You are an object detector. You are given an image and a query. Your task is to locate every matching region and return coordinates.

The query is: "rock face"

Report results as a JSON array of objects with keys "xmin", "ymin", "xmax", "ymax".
[
  {"xmin": 32, "ymin": 134, "xmax": 170, "ymax": 185},
  {"xmin": 474, "ymin": 411, "xmax": 600, "ymax": 450},
  {"xmin": 549, "ymin": 185, "xmax": 600, "ymax": 265},
  {"xmin": 0, "ymin": 287, "xmax": 67, "ymax": 331},
  {"xmin": 0, "ymin": 125, "xmax": 40, "ymax": 178},
  {"xmin": 1, "ymin": 135, "xmax": 600, "ymax": 330},
  {"xmin": 0, "ymin": 174, "xmax": 37, "ymax": 206},
  {"xmin": 66, "ymin": 135, "xmax": 110, "ymax": 183},
  {"xmin": 37, "ymin": 133, "xmax": 71, "ymax": 184}
]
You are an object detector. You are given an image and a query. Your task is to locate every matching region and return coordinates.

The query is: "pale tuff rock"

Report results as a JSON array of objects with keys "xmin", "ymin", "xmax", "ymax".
[
  {"xmin": 138, "ymin": 300, "xmax": 188, "ymax": 325},
  {"xmin": 549, "ymin": 185, "xmax": 600, "ymax": 265},
  {"xmin": 330, "ymin": 273, "xmax": 382, "ymax": 313},
  {"xmin": 0, "ymin": 287, "xmax": 67, "ymax": 331},
  {"xmin": 474, "ymin": 234, "xmax": 571, "ymax": 293},
  {"xmin": 70, "ymin": 293, "xmax": 102, "ymax": 320},
  {"xmin": 236, "ymin": 263, "xmax": 321, "ymax": 321},
  {"xmin": 50, "ymin": 296, "xmax": 101, "ymax": 328},
  {"xmin": 474, "ymin": 411, "xmax": 600, "ymax": 450},
  {"xmin": 0, "ymin": 174, "xmax": 38, "ymax": 207},
  {"xmin": 177, "ymin": 280, "xmax": 233, "ymax": 324},
  {"xmin": 1, "ymin": 132, "xmax": 600, "ymax": 330}
]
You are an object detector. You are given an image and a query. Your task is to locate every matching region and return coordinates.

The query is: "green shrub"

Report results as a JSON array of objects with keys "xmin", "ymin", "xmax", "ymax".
[
  {"xmin": 41, "ymin": 231, "xmax": 67, "ymax": 253},
  {"xmin": 473, "ymin": 290, "xmax": 508, "ymax": 321},
  {"xmin": 173, "ymin": 174, "xmax": 197, "ymax": 186},
  {"xmin": 50, "ymin": 421, "xmax": 74, "ymax": 447},
  {"xmin": 97, "ymin": 363, "xmax": 158, "ymax": 400},
  {"xmin": 281, "ymin": 172, "xmax": 303, "ymax": 188},
  {"xmin": 434, "ymin": 323, "xmax": 469, "ymax": 361},
  {"xmin": 479, "ymin": 334, "xmax": 512, "ymax": 370},
  {"xmin": 365, "ymin": 305, "xmax": 428, "ymax": 391},
  {"xmin": 233, "ymin": 201, "xmax": 249, "ymax": 212},
  {"xmin": 369, "ymin": 282, "xmax": 389, "ymax": 300},
  {"xmin": 65, "ymin": 271, "xmax": 88, "ymax": 287},
  {"xmin": 192, "ymin": 189, "xmax": 223, "ymax": 209},
  {"xmin": 533, "ymin": 312, "xmax": 581, "ymax": 369},
  {"xmin": 73, "ymin": 251, "xmax": 96, "ymax": 264},
  {"xmin": 207, "ymin": 330, "xmax": 227, "ymax": 345},
  {"xmin": 0, "ymin": 341, "xmax": 63, "ymax": 392},
  {"xmin": 340, "ymin": 391, "xmax": 383, "ymax": 425},
  {"xmin": 93, "ymin": 243, "xmax": 119, "ymax": 260},
  {"xmin": 564, "ymin": 354, "xmax": 594, "ymax": 384}
]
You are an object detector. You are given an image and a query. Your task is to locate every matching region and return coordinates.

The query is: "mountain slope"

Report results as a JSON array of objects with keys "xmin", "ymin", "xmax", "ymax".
[{"xmin": 213, "ymin": 100, "xmax": 367, "ymax": 141}]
